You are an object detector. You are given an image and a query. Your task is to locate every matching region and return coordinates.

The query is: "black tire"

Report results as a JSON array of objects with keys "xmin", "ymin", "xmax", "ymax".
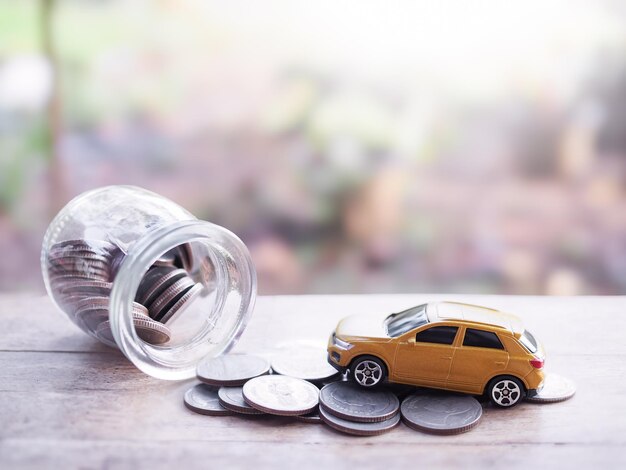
[
  {"xmin": 487, "ymin": 375, "xmax": 525, "ymax": 408},
  {"xmin": 350, "ymin": 355, "xmax": 387, "ymax": 388}
]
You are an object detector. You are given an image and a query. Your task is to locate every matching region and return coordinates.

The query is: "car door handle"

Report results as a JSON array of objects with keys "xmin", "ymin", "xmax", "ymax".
[
  {"xmin": 495, "ymin": 361, "xmax": 505, "ymax": 366},
  {"xmin": 440, "ymin": 357, "xmax": 452, "ymax": 360}
]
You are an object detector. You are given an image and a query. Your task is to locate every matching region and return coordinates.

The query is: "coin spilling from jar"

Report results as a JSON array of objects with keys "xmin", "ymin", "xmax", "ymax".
[
  {"xmin": 46, "ymin": 238, "xmax": 203, "ymax": 346},
  {"xmin": 184, "ymin": 348, "xmax": 576, "ymax": 437}
]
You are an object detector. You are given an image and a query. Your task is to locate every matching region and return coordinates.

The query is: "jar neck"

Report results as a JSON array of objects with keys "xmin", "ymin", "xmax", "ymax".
[{"xmin": 109, "ymin": 219, "xmax": 257, "ymax": 380}]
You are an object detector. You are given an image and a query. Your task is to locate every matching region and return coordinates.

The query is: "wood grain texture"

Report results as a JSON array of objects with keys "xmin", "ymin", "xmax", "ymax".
[{"xmin": 1, "ymin": 293, "xmax": 625, "ymax": 469}]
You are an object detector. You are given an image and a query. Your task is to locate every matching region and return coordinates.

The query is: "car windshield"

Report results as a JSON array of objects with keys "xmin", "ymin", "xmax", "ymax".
[
  {"xmin": 519, "ymin": 330, "xmax": 538, "ymax": 353},
  {"xmin": 386, "ymin": 304, "xmax": 429, "ymax": 337}
]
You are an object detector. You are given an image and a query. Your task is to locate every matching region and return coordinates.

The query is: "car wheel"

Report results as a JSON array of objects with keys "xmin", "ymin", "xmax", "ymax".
[
  {"xmin": 351, "ymin": 356, "xmax": 386, "ymax": 388},
  {"xmin": 488, "ymin": 375, "xmax": 524, "ymax": 408}
]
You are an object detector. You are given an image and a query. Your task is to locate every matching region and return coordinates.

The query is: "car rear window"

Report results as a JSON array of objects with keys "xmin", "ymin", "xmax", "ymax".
[
  {"xmin": 462, "ymin": 328, "xmax": 504, "ymax": 350},
  {"xmin": 386, "ymin": 304, "xmax": 428, "ymax": 337},
  {"xmin": 519, "ymin": 330, "xmax": 538, "ymax": 353}
]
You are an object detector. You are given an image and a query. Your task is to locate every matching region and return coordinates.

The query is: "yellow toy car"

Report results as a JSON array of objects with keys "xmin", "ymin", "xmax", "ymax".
[{"xmin": 327, "ymin": 301, "xmax": 545, "ymax": 407}]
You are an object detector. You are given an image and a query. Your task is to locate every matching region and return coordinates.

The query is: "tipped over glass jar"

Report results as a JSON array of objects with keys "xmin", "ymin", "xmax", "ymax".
[{"xmin": 41, "ymin": 185, "xmax": 256, "ymax": 380}]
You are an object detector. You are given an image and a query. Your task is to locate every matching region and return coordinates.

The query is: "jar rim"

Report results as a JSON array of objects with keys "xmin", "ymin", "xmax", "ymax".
[{"xmin": 109, "ymin": 219, "xmax": 257, "ymax": 380}]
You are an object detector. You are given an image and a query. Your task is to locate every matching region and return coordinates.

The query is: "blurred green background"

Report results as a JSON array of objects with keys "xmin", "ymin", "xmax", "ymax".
[{"xmin": 2, "ymin": 0, "xmax": 626, "ymax": 295}]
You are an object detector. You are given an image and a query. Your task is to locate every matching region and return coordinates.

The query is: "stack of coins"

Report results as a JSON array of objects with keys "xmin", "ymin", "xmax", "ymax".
[
  {"xmin": 318, "ymin": 381, "xmax": 401, "ymax": 436},
  {"xmin": 46, "ymin": 239, "xmax": 203, "ymax": 346},
  {"xmin": 48, "ymin": 239, "xmax": 114, "ymax": 290},
  {"xmin": 184, "ymin": 349, "xmax": 577, "ymax": 437},
  {"xmin": 189, "ymin": 353, "xmax": 323, "ymax": 418},
  {"xmin": 135, "ymin": 266, "xmax": 203, "ymax": 324}
]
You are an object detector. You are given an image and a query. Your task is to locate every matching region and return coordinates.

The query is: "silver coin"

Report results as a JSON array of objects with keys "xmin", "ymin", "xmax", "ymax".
[
  {"xmin": 74, "ymin": 307, "xmax": 109, "ymax": 331},
  {"xmin": 159, "ymin": 282, "xmax": 203, "ymax": 324},
  {"xmin": 271, "ymin": 346, "xmax": 339, "ymax": 382},
  {"xmin": 149, "ymin": 276, "xmax": 195, "ymax": 321},
  {"xmin": 55, "ymin": 281, "xmax": 113, "ymax": 311},
  {"xmin": 48, "ymin": 257, "xmax": 111, "ymax": 276},
  {"xmin": 49, "ymin": 259, "xmax": 110, "ymax": 273},
  {"xmin": 294, "ymin": 408, "xmax": 323, "ymax": 424},
  {"xmin": 218, "ymin": 386, "xmax": 264, "ymax": 415},
  {"xmin": 74, "ymin": 296, "xmax": 149, "ymax": 315},
  {"xmin": 197, "ymin": 354, "xmax": 271, "ymax": 387},
  {"xmin": 137, "ymin": 268, "xmax": 187, "ymax": 307},
  {"xmin": 48, "ymin": 264, "xmax": 110, "ymax": 281},
  {"xmin": 184, "ymin": 384, "xmax": 232, "ymax": 416},
  {"xmin": 317, "ymin": 373, "xmax": 348, "ymax": 389},
  {"xmin": 96, "ymin": 315, "xmax": 171, "ymax": 346},
  {"xmin": 51, "ymin": 239, "xmax": 116, "ymax": 255},
  {"xmin": 319, "ymin": 381, "xmax": 399, "ymax": 423},
  {"xmin": 132, "ymin": 317, "xmax": 172, "ymax": 344},
  {"xmin": 80, "ymin": 307, "xmax": 149, "ymax": 330},
  {"xmin": 526, "ymin": 373, "xmax": 576, "ymax": 403},
  {"xmin": 400, "ymin": 392, "xmax": 483, "ymax": 435},
  {"xmin": 49, "ymin": 247, "xmax": 107, "ymax": 258},
  {"xmin": 58, "ymin": 280, "xmax": 113, "ymax": 297},
  {"xmin": 243, "ymin": 375, "xmax": 319, "ymax": 416},
  {"xmin": 75, "ymin": 297, "xmax": 148, "ymax": 331},
  {"xmin": 319, "ymin": 404, "xmax": 400, "ymax": 436},
  {"xmin": 49, "ymin": 271, "xmax": 110, "ymax": 284},
  {"xmin": 48, "ymin": 252, "xmax": 111, "ymax": 264}
]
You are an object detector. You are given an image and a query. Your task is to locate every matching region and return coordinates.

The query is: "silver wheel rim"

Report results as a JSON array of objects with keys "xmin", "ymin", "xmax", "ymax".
[
  {"xmin": 491, "ymin": 379, "xmax": 521, "ymax": 406},
  {"xmin": 354, "ymin": 360, "xmax": 383, "ymax": 387}
]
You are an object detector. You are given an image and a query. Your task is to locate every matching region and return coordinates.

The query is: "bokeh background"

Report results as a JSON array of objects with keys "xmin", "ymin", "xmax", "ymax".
[{"xmin": 2, "ymin": 0, "xmax": 626, "ymax": 295}]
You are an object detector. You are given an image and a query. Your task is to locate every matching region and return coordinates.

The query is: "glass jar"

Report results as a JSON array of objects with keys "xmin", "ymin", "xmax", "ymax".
[{"xmin": 41, "ymin": 185, "xmax": 256, "ymax": 380}]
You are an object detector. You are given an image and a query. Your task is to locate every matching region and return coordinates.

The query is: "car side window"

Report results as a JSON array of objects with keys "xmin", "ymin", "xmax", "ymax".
[
  {"xmin": 414, "ymin": 326, "xmax": 458, "ymax": 345},
  {"xmin": 462, "ymin": 328, "xmax": 504, "ymax": 350}
]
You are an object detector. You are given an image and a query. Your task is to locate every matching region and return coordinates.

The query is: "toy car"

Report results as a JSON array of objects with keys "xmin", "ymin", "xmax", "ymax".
[{"xmin": 327, "ymin": 301, "xmax": 545, "ymax": 407}]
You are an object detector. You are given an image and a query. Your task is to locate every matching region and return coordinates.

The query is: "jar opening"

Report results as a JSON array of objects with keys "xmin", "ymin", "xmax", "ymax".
[{"xmin": 109, "ymin": 220, "xmax": 256, "ymax": 380}]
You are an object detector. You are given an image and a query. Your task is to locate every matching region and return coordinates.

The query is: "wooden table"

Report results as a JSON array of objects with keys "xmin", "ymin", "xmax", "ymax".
[{"xmin": 2, "ymin": 293, "xmax": 625, "ymax": 469}]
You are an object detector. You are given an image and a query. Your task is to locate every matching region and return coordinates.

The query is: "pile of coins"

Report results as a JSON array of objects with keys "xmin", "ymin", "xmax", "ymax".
[
  {"xmin": 184, "ymin": 347, "xmax": 577, "ymax": 436},
  {"xmin": 47, "ymin": 238, "xmax": 203, "ymax": 346}
]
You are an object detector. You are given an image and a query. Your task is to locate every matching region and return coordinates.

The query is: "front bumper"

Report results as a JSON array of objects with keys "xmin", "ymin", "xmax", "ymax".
[{"xmin": 327, "ymin": 353, "xmax": 348, "ymax": 374}]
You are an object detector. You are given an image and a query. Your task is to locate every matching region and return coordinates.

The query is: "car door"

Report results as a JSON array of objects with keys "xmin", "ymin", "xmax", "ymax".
[
  {"xmin": 392, "ymin": 325, "xmax": 459, "ymax": 386},
  {"xmin": 446, "ymin": 327, "xmax": 509, "ymax": 394}
]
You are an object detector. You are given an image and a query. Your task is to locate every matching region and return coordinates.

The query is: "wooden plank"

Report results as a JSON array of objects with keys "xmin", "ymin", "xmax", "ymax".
[
  {"xmin": 0, "ymin": 352, "xmax": 622, "ymax": 444},
  {"xmin": 0, "ymin": 294, "xmax": 112, "ymax": 353},
  {"xmin": 3, "ymin": 294, "xmax": 626, "ymax": 356},
  {"xmin": 1, "ymin": 293, "xmax": 625, "ymax": 469},
  {"xmin": 2, "ymin": 440, "xmax": 625, "ymax": 470}
]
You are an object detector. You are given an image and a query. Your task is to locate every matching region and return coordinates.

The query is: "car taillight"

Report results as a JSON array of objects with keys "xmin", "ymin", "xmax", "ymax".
[{"xmin": 529, "ymin": 358, "xmax": 544, "ymax": 369}]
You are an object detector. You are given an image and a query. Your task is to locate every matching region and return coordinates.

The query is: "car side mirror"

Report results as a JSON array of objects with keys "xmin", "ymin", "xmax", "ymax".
[{"xmin": 407, "ymin": 338, "xmax": 416, "ymax": 345}]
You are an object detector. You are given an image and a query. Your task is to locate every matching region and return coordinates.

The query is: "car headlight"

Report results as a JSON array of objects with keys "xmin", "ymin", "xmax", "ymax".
[{"xmin": 333, "ymin": 333, "xmax": 354, "ymax": 350}]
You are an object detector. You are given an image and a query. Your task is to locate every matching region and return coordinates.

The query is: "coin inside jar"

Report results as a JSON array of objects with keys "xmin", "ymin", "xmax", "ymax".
[
  {"xmin": 400, "ymin": 392, "xmax": 483, "ymax": 435},
  {"xmin": 197, "ymin": 354, "xmax": 271, "ymax": 387},
  {"xmin": 136, "ymin": 267, "xmax": 188, "ymax": 307},
  {"xmin": 158, "ymin": 282, "xmax": 203, "ymax": 324},
  {"xmin": 96, "ymin": 316, "xmax": 172, "ymax": 346},
  {"xmin": 148, "ymin": 276, "xmax": 196, "ymax": 322},
  {"xmin": 242, "ymin": 375, "xmax": 320, "ymax": 416},
  {"xmin": 58, "ymin": 280, "xmax": 113, "ymax": 297},
  {"xmin": 50, "ymin": 239, "xmax": 117, "ymax": 256},
  {"xmin": 74, "ymin": 297, "xmax": 148, "ymax": 333}
]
